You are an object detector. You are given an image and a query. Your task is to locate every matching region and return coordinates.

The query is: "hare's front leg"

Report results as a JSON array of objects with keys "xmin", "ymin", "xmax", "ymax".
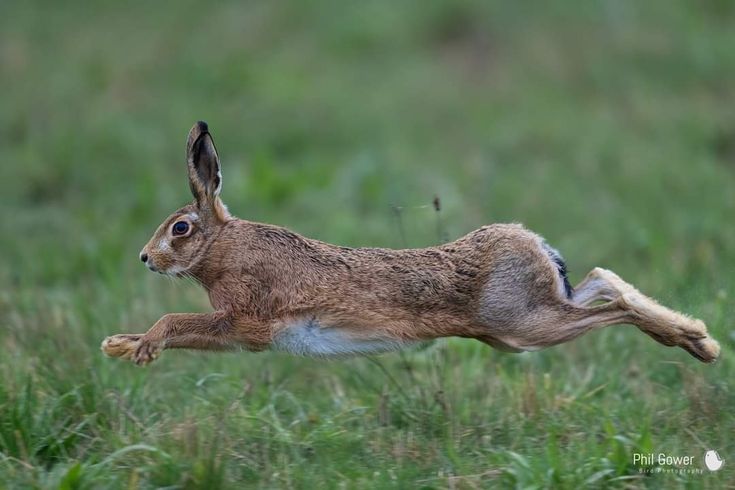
[
  {"xmin": 101, "ymin": 334, "xmax": 143, "ymax": 361},
  {"xmin": 102, "ymin": 311, "xmax": 238, "ymax": 366}
]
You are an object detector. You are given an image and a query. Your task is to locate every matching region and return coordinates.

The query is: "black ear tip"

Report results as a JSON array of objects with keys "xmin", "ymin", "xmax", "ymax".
[{"xmin": 187, "ymin": 121, "xmax": 211, "ymax": 150}]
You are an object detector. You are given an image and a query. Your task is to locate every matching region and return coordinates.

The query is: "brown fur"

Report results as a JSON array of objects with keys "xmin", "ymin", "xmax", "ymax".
[{"xmin": 101, "ymin": 122, "xmax": 721, "ymax": 365}]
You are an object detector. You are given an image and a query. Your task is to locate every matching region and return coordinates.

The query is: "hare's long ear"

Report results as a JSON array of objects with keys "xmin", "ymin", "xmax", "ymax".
[{"xmin": 186, "ymin": 121, "xmax": 229, "ymax": 221}]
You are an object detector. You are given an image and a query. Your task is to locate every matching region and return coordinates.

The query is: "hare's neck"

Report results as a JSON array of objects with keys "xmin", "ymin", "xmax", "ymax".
[{"xmin": 188, "ymin": 222, "xmax": 238, "ymax": 289}]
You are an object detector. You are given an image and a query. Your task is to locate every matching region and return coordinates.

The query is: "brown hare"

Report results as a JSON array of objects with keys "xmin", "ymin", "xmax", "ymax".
[{"xmin": 102, "ymin": 122, "xmax": 721, "ymax": 366}]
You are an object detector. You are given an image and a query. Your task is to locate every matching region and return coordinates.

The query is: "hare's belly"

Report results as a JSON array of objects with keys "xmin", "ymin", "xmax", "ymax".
[{"xmin": 271, "ymin": 318, "xmax": 417, "ymax": 358}]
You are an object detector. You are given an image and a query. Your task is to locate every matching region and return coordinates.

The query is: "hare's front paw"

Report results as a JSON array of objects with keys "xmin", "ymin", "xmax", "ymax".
[
  {"xmin": 133, "ymin": 339, "xmax": 164, "ymax": 366},
  {"xmin": 101, "ymin": 334, "xmax": 142, "ymax": 361}
]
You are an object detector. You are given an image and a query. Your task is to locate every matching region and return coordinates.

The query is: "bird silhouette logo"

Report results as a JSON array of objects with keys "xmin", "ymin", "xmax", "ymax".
[{"xmin": 704, "ymin": 450, "xmax": 724, "ymax": 471}]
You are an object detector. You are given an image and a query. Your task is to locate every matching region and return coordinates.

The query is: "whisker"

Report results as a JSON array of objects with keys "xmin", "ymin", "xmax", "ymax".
[{"xmin": 181, "ymin": 270, "xmax": 211, "ymax": 293}]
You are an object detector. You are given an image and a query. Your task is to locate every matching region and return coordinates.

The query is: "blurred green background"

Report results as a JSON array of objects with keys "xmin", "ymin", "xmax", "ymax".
[{"xmin": 1, "ymin": 0, "xmax": 734, "ymax": 488}]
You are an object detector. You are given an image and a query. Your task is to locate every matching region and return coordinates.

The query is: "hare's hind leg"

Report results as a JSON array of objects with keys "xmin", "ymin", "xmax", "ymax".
[
  {"xmin": 568, "ymin": 268, "xmax": 720, "ymax": 362},
  {"xmin": 487, "ymin": 302, "xmax": 632, "ymax": 351},
  {"xmin": 569, "ymin": 268, "xmax": 620, "ymax": 306}
]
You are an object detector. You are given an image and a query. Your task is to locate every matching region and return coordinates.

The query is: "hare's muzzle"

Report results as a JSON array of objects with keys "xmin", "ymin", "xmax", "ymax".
[{"xmin": 139, "ymin": 249, "xmax": 159, "ymax": 272}]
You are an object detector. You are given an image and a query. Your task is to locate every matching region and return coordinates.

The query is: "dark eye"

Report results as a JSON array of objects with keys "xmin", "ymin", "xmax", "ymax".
[{"xmin": 172, "ymin": 221, "xmax": 190, "ymax": 236}]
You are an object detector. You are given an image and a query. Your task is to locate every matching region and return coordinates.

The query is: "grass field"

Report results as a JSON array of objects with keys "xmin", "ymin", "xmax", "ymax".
[{"xmin": 1, "ymin": 0, "xmax": 734, "ymax": 488}]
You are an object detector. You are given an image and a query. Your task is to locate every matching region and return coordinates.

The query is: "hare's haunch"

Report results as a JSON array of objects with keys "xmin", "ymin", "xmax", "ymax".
[{"xmin": 101, "ymin": 122, "xmax": 720, "ymax": 366}]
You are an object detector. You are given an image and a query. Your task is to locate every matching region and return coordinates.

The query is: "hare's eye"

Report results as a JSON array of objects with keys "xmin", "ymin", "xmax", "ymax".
[{"xmin": 172, "ymin": 221, "xmax": 190, "ymax": 236}]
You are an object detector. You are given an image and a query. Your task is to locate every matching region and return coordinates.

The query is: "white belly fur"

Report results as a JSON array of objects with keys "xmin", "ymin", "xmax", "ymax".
[{"xmin": 270, "ymin": 318, "xmax": 417, "ymax": 358}]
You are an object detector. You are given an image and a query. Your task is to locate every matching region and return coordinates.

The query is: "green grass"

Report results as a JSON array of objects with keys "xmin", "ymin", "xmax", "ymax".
[{"xmin": 1, "ymin": 0, "xmax": 734, "ymax": 487}]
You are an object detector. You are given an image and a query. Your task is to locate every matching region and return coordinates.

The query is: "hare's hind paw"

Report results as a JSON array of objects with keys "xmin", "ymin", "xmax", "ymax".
[
  {"xmin": 682, "ymin": 329, "xmax": 721, "ymax": 364},
  {"xmin": 619, "ymin": 293, "xmax": 721, "ymax": 363},
  {"xmin": 101, "ymin": 334, "xmax": 141, "ymax": 361}
]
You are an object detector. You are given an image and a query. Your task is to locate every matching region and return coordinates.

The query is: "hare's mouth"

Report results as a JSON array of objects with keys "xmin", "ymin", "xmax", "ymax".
[
  {"xmin": 159, "ymin": 265, "xmax": 186, "ymax": 277},
  {"xmin": 144, "ymin": 261, "xmax": 183, "ymax": 276},
  {"xmin": 145, "ymin": 261, "xmax": 167, "ymax": 274}
]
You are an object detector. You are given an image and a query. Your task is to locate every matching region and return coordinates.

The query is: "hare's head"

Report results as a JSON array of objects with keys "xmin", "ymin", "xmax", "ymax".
[{"xmin": 140, "ymin": 121, "xmax": 231, "ymax": 275}]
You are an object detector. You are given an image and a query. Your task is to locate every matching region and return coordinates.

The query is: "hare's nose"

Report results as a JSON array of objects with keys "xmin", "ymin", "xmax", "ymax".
[{"xmin": 140, "ymin": 252, "xmax": 148, "ymax": 263}]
